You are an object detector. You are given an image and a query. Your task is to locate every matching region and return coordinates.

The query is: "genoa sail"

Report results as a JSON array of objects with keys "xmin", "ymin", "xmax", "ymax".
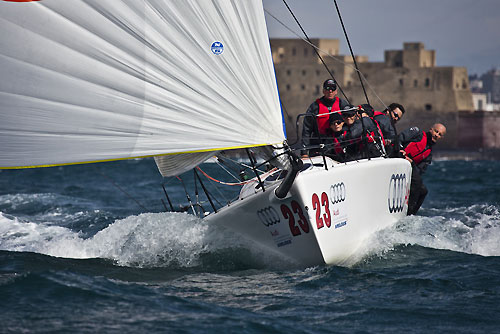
[{"xmin": 0, "ymin": 0, "xmax": 285, "ymax": 175}]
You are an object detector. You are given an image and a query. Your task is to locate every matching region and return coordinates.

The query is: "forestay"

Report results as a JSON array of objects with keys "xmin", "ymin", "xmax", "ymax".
[{"xmin": 0, "ymin": 0, "xmax": 285, "ymax": 175}]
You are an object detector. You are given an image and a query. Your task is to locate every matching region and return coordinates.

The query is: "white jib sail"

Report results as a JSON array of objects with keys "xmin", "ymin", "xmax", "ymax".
[{"xmin": 0, "ymin": 0, "xmax": 285, "ymax": 175}]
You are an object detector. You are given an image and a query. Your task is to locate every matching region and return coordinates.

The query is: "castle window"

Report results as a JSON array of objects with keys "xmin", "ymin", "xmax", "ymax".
[
  {"xmin": 286, "ymin": 84, "xmax": 291, "ymax": 91},
  {"xmin": 399, "ymin": 79, "xmax": 404, "ymax": 86},
  {"xmin": 304, "ymin": 48, "xmax": 308, "ymax": 56},
  {"xmin": 414, "ymin": 80, "xmax": 418, "ymax": 87},
  {"xmin": 425, "ymin": 78, "xmax": 430, "ymax": 87},
  {"xmin": 315, "ymin": 85, "xmax": 320, "ymax": 94},
  {"xmin": 302, "ymin": 70, "xmax": 306, "ymax": 76},
  {"xmin": 286, "ymin": 69, "xmax": 291, "ymax": 76},
  {"xmin": 301, "ymin": 84, "xmax": 306, "ymax": 91},
  {"xmin": 425, "ymin": 104, "xmax": 432, "ymax": 111},
  {"xmin": 316, "ymin": 70, "xmax": 321, "ymax": 76},
  {"xmin": 292, "ymin": 48, "xmax": 296, "ymax": 56},
  {"xmin": 462, "ymin": 80, "xmax": 467, "ymax": 89}
]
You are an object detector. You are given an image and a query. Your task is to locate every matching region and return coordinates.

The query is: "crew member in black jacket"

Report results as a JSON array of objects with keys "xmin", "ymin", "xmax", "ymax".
[
  {"xmin": 399, "ymin": 123, "xmax": 446, "ymax": 215},
  {"xmin": 340, "ymin": 106, "xmax": 385, "ymax": 161},
  {"xmin": 373, "ymin": 103, "xmax": 405, "ymax": 156}
]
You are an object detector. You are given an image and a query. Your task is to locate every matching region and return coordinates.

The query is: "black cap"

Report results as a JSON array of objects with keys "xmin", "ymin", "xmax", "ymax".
[
  {"xmin": 330, "ymin": 112, "xmax": 344, "ymax": 123},
  {"xmin": 323, "ymin": 79, "xmax": 337, "ymax": 91},
  {"xmin": 341, "ymin": 106, "xmax": 356, "ymax": 117},
  {"xmin": 360, "ymin": 104, "xmax": 374, "ymax": 117}
]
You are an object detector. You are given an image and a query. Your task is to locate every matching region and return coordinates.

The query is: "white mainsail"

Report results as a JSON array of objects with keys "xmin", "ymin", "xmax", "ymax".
[{"xmin": 0, "ymin": 0, "xmax": 285, "ymax": 175}]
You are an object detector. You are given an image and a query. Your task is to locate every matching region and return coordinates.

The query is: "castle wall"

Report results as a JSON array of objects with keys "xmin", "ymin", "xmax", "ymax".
[{"xmin": 271, "ymin": 39, "xmax": 476, "ymax": 148}]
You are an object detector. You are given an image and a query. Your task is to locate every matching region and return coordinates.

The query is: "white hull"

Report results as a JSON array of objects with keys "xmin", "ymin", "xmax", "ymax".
[{"xmin": 205, "ymin": 157, "xmax": 412, "ymax": 267}]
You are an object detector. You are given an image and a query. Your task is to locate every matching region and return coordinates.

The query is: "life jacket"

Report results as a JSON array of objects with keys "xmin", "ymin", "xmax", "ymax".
[
  {"xmin": 324, "ymin": 128, "xmax": 344, "ymax": 154},
  {"xmin": 370, "ymin": 117, "xmax": 386, "ymax": 146},
  {"xmin": 404, "ymin": 131, "xmax": 431, "ymax": 164},
  {"xmin": 354, "ymin": 110, "xmax": 385, "ymax": 146},
  {"xmin": 316, "ymin": 97, "xmax": 340, "ymax": 134}
]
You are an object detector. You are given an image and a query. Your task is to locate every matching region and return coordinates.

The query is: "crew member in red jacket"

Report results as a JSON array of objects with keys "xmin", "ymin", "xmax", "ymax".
[
  {"xmin": 302, "ymin": 79, "xmax": 350, "ymax": 155},
  {"xmin": 399, "ymin": 123, "xmax": 447, "ymax": 215}
]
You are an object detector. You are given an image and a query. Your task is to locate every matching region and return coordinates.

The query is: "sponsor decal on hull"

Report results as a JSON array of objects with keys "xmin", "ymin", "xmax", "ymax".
[
  {"xmin": 257, "ymin": 206, "xmax": 291, "ymax": 248},
  {"xmin": 256, "ymin": 201, "xmax": 311, "ymax": 248},
  {"xmin": 312, "ymin": 182, "xmax": 348, "ymax": 231},
  {"xmin": 388, "ymin": 174, "xmax": 408, "ymax": 213}
]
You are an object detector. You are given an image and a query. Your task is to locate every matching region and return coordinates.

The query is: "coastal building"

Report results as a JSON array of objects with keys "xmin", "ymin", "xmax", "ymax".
[
  {"xmin": 270, "ymin": 39, "xmax": 474, "ymax": 148},
  {"xmin": 480, "ymin": 68, "xmax": 500, "ymax": 104}
]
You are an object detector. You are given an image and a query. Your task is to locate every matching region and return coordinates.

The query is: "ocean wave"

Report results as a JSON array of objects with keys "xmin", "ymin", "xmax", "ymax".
[
  {"xmin": 356, "ymin": 204, "xmax": 500, "ymax": 262},
  {"xmin": 0, "ymin": 212, "xmax": 287, "ymax": 269},
  {"xmin": 2, "ymin": 202, "xmax": 498, "ymax": 269}
]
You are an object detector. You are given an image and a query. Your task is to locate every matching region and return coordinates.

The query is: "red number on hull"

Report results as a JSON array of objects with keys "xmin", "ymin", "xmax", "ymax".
[
  {"xmin": 312, "ymin": 192, "xmax": 332, "ymax": 229},
  {"xmin": 281, "ymin": 204, "xmax": 300, "ymax": 236},
  {"xmin": 291, "ymin": 200, "xmax": 309, "ymax": 233},
  {"xmin": 321, "ymin": 192, "xmax": 331, "ymax": 228},
  {"xmin": 312, "ymin": 193, "xmax": 323, "ymax": 229},
  {"xmin": 281, "ymin": 202, "xmax": 310, "ymax": 236}
]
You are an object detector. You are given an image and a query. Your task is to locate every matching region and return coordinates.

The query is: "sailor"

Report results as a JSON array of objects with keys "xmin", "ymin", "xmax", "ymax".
[
  {"xmin": 359, "ymin": 103, "xmax": 386, "ymax": 152},
  {"xmin": 373, "ymin": 103, "xmax": 406, "ymax": 157},
  {"xmin": 302, "ymin": 79, "xmax": 350, "ymax": 156},
  {"xmin": 399, "ymin": 123, "xmax": 447, "ymax": 215},
  {"xmin": 340, "ymin": 106, "xmax": 385, "ymax": 161},
  {"xmin": 324, "ymin": 112, "xmax": 346, "ymax": 162}
]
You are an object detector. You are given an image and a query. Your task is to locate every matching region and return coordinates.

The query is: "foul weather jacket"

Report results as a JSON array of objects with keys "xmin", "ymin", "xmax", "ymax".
[
  {"xmin": 341, "ymin": 116, "xmax": 384, "ymax": 160},
  {"xmin": 302, "ymin": 96, "xmax": 350, "ymax": 149},
  {"xmin": 373, "ymin": 111, "xmax": 396, "ymax": 141},
  {"xmin": 399, "ymin": 127, "xmax": 435, "ymax": 175}
]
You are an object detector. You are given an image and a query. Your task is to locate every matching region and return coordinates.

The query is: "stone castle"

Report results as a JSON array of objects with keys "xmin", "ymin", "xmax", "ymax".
[{"xmin": 270, "ymin": 39, "xmax": 479, "ymax": 149}]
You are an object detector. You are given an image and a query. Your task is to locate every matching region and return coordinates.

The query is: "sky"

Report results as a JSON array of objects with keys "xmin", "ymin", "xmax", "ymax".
[{"xmin": 263, "ymin": 0, "xmax": 500, "ymax": 75}]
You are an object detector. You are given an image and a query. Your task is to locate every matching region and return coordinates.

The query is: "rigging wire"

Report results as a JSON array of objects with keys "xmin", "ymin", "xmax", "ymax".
[
  {"xmin": 176, "ymin": 176, "xmax": 196, "ymax": 215},
  {"xmin": 280, "ymin": 0, "xmax": 351, "ymax": 104},
  {"xmin": 196, "ymin": 166, "xmax": 278, "ymax": 187},
  {"xmin": 196, "ymin": 166, "xmax": 252, "ymax": 186},
  {"xmin": 330, "ymin": 0, "xmax": 387, "ymax": 157},
  {"xmin": 96, "ymin": 167, "xmax": 149, "ymax": 212},
  {"xmin": 216, "ymin": 154, "xmax": 268, "ymax": 175},
  {"xmin": 194, "ymin": 168, "xmax": 217, "ymax": 213},
  {"xmin": 198, "ymin": 171, "xmax": 232, "ymax": 205},
  {"xmin": 332, "ymin": 0, "xmax": 370, "ymax": 106},
  {"xmin": 214, "ymin": 159, "xmax": 241, "ymax": 182},
  {"xmin": 264, "ymin": 9, "xmax": 389, "ymax": 111}
]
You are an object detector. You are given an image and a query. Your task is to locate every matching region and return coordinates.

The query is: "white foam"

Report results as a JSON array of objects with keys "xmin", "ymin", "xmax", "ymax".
[
  {"xmin": 351, "ymin": 204, "xmax": 500, "ymax": 263},
  {"xmin": 3, "ymin": 203, "xmax": 498, "ymax": 268},
  {"xmin": 0, "ymin": 212, "xmax": 212, "ymax": 266},
  {"xmin": 0, "ymin": 211, "xmax": 286, "ymax": 268}
]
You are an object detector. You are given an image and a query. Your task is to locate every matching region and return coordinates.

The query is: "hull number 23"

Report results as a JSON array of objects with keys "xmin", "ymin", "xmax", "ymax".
[{"xmin": 281, "ymin": 201, "xmax": 309, "ymax": 236}]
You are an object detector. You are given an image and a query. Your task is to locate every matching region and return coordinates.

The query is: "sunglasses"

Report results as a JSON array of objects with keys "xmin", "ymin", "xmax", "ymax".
[
  {"xmin": 332, "ymin": 120, "xmax": 344, "ymax": 125},
  {"xmin": 391, "ymin": 111, "xmax": 400, "ymax": 121},
  {"xmin": 342, "ymin": 113, "xmax": 356, "ymax": 119}
]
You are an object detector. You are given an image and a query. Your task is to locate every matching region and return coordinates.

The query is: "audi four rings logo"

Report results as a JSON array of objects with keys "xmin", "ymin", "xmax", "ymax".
[
  {"xmin": 388, "ymin": 174, "xmax": 406, "ymax": 213},
  {"xmin": 329, "ymin": 182, "xmax": 346, "ymax": 204},
  {"xmin": 257, "ymin": 207, "xmax": 281, "ymax": 227}
]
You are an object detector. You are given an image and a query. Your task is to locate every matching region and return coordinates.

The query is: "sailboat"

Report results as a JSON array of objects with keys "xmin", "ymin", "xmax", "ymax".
[{"xmin": 0, "ymin": 0, "xmax": 411, "ymax": 266}]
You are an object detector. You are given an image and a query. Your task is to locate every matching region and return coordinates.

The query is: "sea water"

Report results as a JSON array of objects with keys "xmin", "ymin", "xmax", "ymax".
[{"xmin": 1, "ymin": 158, "xmax": 500, "ymax": 333}]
